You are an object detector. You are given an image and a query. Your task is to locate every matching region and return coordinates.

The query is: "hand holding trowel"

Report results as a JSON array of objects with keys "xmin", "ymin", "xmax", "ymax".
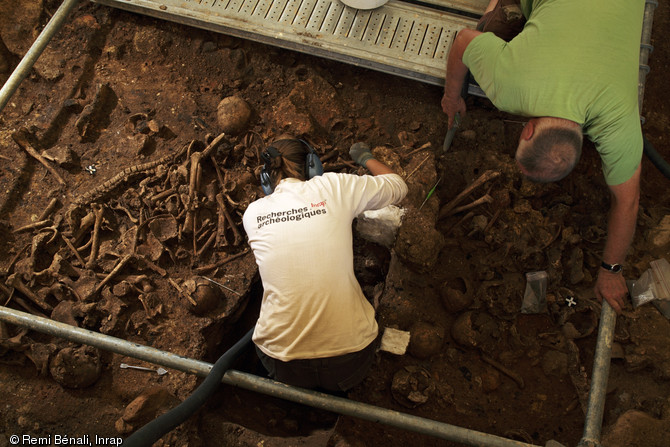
[
  {"xmin": 442, "ymin": 70, "xmax": 470, "ymax": 152},
  {"xmin": 442, "ymin": 112, "xmax": 461, "ymax": 152}
]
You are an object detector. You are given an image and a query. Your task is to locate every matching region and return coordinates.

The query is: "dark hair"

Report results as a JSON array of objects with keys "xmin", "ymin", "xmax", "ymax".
[
  {"xmin": 266, "ymin": 139, "xmax": 309, "ymax": 186},
  {"xmin": 516, "ymin": 126, "xmax": 583, "ymax": 182}
]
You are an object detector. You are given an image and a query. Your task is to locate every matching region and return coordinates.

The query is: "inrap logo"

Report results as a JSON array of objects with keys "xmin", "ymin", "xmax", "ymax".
[{"xmin": 311, "ymin": 200, "xmax": 327, "ymax": 208}]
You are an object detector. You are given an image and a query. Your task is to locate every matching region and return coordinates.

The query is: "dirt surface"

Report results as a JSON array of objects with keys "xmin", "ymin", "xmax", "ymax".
[{"xmin": 1, "ymin": 1, "xmax": 670, "ymax": 447}]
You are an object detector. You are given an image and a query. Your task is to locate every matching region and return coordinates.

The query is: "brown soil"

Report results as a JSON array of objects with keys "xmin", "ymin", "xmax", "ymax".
[{"xmin": 1, "ymin": 1, "xmax": 670, "ymax": 447}]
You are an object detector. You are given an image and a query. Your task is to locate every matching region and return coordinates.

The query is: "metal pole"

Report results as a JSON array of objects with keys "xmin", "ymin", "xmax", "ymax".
[
  {"xmin": 0, "ymin": 0, "xmax": 80, "ymax": 113},
  {"xmin": 577, "ymin": 301, "xmax": 617, "ymax": 447},
  {"xmin": 0, "ymin": 306, "xmax": 555, "ymax": 447}
]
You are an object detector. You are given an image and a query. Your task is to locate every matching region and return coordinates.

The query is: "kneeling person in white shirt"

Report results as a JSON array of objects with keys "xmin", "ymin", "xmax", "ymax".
[{"xmin": 242, "ymin": 138, "xmax": 407, "ymax": 392}]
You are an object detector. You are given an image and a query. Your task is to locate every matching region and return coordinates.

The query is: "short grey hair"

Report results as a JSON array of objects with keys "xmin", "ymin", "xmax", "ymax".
[{"xmin": 516, "ymin": 126, "xmax": 583, "ymax": 182}]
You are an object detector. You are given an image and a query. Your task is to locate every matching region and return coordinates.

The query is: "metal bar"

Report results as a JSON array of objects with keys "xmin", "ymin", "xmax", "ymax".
[
  {"xmin": 229, "ymin": 369, "xmax": 542, "ymax": 447},
  {"xmin": 0, "ymin": 0, "xmax": 80, "ymax": 114},
  {"xmin": 577, "ymin": 301, "xmax": 617, "ymax": 447},
  {"xmin": 0, "ymin": 306, "xmax": 547, "ymax": 447}
]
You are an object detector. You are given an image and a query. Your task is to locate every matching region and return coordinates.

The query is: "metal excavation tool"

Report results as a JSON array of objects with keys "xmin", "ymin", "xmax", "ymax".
[
  {"xmin": 443, "ymin": 112, "xmax": 461, "ymax": 152},
  {"xmin": 120, "ymin": 363, "xmax": 168, "ymax": 375}
]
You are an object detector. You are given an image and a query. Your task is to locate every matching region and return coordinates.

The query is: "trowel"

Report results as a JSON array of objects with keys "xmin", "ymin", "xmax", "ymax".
[
  {"xmin": 442, "ymin": 112, "xmax": 461, "ymax": 152},
  {"xmin": 443, "ymin": 71, "xmax": 470, "ymax": 152}
]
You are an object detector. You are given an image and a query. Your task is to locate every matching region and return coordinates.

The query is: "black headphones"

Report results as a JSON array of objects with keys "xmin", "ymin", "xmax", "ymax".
[{"xmin": 259, "ymin": 139, "xmax": 324, "ymax": 195}]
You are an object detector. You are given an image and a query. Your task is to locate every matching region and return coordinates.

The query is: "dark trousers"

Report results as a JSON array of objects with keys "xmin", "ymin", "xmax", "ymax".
[
  {"xmin": 256, "ymin": 340, "xmax": 377, "ymax": 393},
  {"xmin": 477, "ymin": 0, "xmax": 526, "ymax": 42}
]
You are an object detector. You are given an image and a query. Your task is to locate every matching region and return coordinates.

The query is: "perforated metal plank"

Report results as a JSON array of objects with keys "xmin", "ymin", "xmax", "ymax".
[
  {"xmin": 92, "ymin": 0, "xmax": 480, "ymax": 86},
  {"xmin": 411, "ymin": 0, "xmax": 488, "ymax": 16}
]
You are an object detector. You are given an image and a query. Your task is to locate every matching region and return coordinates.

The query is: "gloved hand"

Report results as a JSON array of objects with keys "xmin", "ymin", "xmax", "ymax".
[{"xmin": 349, "ymin": 142, "xmax": 375, "ymax": 167}]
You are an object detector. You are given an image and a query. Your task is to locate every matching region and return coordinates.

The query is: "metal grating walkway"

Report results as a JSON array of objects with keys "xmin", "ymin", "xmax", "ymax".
[{"xmin": 92, "ymin": 0, "xmax": 483, "ymax": 86}]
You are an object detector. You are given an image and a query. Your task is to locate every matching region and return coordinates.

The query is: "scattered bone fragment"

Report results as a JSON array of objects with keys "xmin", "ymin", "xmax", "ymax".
[
  {"xmin": 49, "ymin": 345, "xmax": 102, "ymax": 388},
  {"xmin": 438, "ymin": 170, "xmax": 500, "ymax": 220},
  {"xmin": 482, "ymin": 354, "xmax": 525, "ymax": 389},
  {"xmin": 85, "ymin": 204, "xmax": 105, "ymax": 269},
  {"xmin": 440, "ymin": 277, "xmax": 473, "ymax": 313},
  {"xmin": 26, "ymin": 343, "xmax": 58, "ymax": 376},
  {"xmin": 408, "ymin": 321, "xmax": 444, "ymax": 359},
  {"xmin": 182, "ymin": 277, "xmax": 221, "ymax": 315},
  {"xmin": 6, "ymin": 273, "xmax": 53, "ymax": 312},
  {"xmin": 50, "ymin": 300, "xmax": 81, "ymax": 327},
  {"xmin": 75, "ymin": 83, "xmax": 117, "ymax": 142},
  {"xmin": 391, "ymin": 366, "xmax": 435, "ymax": 408},
  {"xmin": 41, "ymin": 146, "xmax": 79, "ymax": 169},
  {"xmin": 480, "ymin": 368, "xmax": 501, "ymax": 393},
  {"xmin": 217, "ymin": 96, "xmax": 253, "ymax": 135},
  {"xmin": 450, "ymin": 311, "xmax": 479, "ymax": 349},
  {"xmin": 12, "ymin": 128, "xmax": 66, "ymax": 185},
  {"xmin": 115, "ymin": 386, "xmax": 179, "ymax": 434}
]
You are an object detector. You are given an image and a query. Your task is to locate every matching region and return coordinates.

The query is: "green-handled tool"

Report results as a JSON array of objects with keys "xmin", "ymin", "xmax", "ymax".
[{"xmin": 419, "ymin": 176, "xmax": 442, "ymax": 210}]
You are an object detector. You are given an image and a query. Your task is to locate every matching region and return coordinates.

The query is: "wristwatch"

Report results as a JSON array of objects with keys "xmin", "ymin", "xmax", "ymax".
[{"xmin": 601, "ymin": 261, "xmax": 623, "ymax": 274}]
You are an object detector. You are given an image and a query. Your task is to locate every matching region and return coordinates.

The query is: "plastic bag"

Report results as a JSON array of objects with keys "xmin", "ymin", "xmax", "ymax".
[
  {"xmin": 631, "ymin": 269, "xmax": 656, "ymax": 308},
  {"xmin": 631, "ymin": 258, "xmax": 670, "ymax": 308},
  {"xmin": 521, "ymin": 271, "xmax": 548, "ymax": 314}
]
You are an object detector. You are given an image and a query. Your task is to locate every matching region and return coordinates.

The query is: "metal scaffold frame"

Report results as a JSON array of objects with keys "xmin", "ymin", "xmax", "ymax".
[
  {"xmin": 0, "ymin": 0, "xmax": 659, "ymax": 446},
  {"xmin": 0, "ymin": 305, "xmax": 561, "ymax": 447}
]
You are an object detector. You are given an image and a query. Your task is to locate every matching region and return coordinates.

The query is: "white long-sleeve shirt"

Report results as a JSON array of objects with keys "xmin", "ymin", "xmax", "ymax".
[{"xmin": 242, "ymin": 172, "xmax": 408, "ymax": 361}]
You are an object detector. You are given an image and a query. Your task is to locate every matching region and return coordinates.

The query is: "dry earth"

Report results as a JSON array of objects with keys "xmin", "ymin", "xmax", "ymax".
[{"xmin": 1, "ymin": 1, "xmax": 670, "ymax": 447}]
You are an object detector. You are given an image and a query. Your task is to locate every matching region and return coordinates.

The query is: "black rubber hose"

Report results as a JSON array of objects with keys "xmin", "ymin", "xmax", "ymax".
[
  {"xmin": 644, "ymin": 135, "xmax": 670, "ymax": 179},
  {"xmin": 121, "ymin": 327, "xmax": 255, "ymax": 447}
]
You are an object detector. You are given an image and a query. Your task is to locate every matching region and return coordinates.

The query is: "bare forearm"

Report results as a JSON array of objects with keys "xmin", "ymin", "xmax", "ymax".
[
  {"xmin": 444, "ymin": 32, "xmax": 472, "ymax": 100},
  {"xmin": 602, "ymin": 165, "xmax": 641, "ymax": 266},
  {"xmin": 365, "ymin": 158, "xmax": 395, "ymax": 176},
  {"xmin": 442, "ymin": 29, "xmax": 480, "ymax": 127},
  {"xmin": 595, "ymin": 196, "xmax": 638, "ymax": 313},
  {"xmin": 593, "ymin": 164, "xmax": 641, "ymax": 313},
  {"xmin": 602, "ymin": 199, "xmax": 638, "ymax": 266}
]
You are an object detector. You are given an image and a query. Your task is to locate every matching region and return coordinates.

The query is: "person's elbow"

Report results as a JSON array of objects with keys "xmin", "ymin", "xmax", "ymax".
[
  {"xmin": 452, "ymin": 29, "xmax": 481, "ymax": 60},
  {"xmin": 393, "ymin": 177, "xmax": 409, "ymax": 204},
  {"xmin": 379, "ymin": 174, "xmax": 408, "ymax": 205},
  {"xmin": 609, "ymin": 168, "xmax": 641, "ymax": 213},
  {"xmin": 398, "ymin": 180, "xmax": 409, "ymax": 203},
  {"xmin": 618, "ymin": 190, "xmax": 639, "ymax": 215}
]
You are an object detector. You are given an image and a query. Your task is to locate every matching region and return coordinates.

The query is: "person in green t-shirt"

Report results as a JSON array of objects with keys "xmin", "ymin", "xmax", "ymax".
[{"xmin": 441, "ymin": 0, "xmax": 646, "ymax": 314}]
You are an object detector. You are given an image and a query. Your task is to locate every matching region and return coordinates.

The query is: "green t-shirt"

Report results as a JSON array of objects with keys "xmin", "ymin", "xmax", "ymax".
[{"xmin": 463, "ymin": 0, "xmax": 645, "ymax": 185}]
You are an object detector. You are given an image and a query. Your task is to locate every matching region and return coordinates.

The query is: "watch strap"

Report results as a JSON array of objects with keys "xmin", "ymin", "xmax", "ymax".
[{"xmin": 601, "ymin": 261, "xmax": 623, "ymax": 273}]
